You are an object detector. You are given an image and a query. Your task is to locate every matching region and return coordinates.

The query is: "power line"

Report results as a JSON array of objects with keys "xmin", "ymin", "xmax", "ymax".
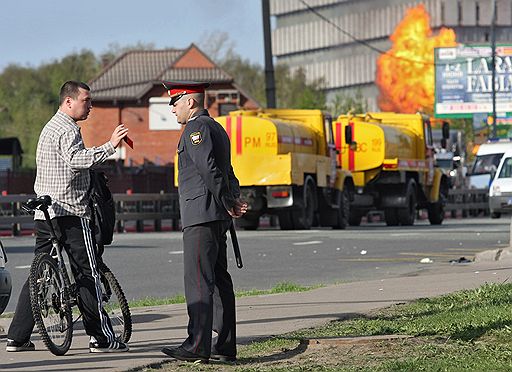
[{"xmin": 296, "ymin": 0, "xmax": 449, "ymax": 67}]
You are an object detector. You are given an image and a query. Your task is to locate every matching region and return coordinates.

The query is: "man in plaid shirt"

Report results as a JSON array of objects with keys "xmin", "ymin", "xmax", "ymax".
[{"xmin": 6, "ymin": 81, "xmax": 130, "ymax": 353}]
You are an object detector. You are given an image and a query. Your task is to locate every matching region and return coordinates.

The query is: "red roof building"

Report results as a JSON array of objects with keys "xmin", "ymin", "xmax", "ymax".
[{"xmin": 81, "ymin": 44, "xmax": 259, "ymax": 166}]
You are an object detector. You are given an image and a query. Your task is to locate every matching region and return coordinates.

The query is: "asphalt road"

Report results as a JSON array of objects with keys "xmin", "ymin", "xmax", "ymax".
[{"xmin": 2, "ymin": 217, "xmax": 511, "ymax": 313}]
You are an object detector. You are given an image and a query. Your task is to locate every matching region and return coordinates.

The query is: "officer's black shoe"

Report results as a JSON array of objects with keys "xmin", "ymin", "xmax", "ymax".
[
  {"xmin": 211, "ymin": 353, "xmax": 237, "ymax": 362},
  {"xmin": 161, "ymin": 346, "xmax": 209, "ymax": 364}
]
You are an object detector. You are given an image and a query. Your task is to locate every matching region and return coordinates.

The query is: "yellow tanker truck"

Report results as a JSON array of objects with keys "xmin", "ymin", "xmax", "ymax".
[
  {"xmin": 213, "ymin": 109, "xmax": 355, "ymax": 230},
  {"xmin": 334, "ymin": 112, "xmax": 450, "ymax": 226}
]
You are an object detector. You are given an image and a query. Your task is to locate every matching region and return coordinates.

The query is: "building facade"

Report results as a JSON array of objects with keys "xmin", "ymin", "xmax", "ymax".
[{"xmin": 270, "ymin": 0, "xmax": 512, "ymax": 110}]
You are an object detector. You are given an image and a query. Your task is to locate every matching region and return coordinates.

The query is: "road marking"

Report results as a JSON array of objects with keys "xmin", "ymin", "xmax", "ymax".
[
  {"xmin": 338, "ymin": 258, "xmax": 419, "ymax": 262},
  {"xmin": 168, "ymin": 251, "xmax": 183, "ymax": 255},
  {"xmin": 399, "ymin": 252, "xmax": 472, "ymax": 257},
  {"xmin": 15, "ymin": 265, "xmax": 31, "ymax": 269},
  {"xmin": 389, "ymin": 233, "xmax": 422, "ymax": 236},
  {"xmin": 293, "ymin": 241, "xmax": 323, "ymax": 246},
  {"xmin": 446, "ymin": 248, "xmax": 484, "ymax": 252}
]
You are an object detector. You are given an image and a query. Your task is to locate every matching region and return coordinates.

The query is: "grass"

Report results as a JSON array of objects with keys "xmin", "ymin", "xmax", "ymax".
[
  {"xmin": 127, "ymin": 281, "xmax": 321, "ymax": 309},
  {"xmin": 143, "ymin": 282, "xmax": 512, "ymax": 371},
  {"xmin": 0, "ymin": 281, "xmax": 320, "ymax": 318}
]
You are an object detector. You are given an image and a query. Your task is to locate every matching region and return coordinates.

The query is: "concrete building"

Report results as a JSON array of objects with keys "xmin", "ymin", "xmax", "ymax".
[{"xmin": 270, "ymin": 0, "xmax": 512, "ymax": 110}]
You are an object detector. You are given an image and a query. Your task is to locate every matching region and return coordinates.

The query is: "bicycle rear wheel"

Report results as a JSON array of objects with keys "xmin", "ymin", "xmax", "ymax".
[
  {"xmin": 29, "ymin": 252, "xmax": 73, "ymax": 355},
  {"xmin": 99, "ymin": 262, "xmax": 132, "ymax": 343}
]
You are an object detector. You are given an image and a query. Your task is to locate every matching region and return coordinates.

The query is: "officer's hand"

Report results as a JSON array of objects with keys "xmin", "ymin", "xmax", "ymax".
[
  {"xmin": 110, "ymin": 124, "xmax": 129, "ymax": 148},
  {"xmin": 228, "ymin": 199, "xmax": 248, "ymax": 218}
]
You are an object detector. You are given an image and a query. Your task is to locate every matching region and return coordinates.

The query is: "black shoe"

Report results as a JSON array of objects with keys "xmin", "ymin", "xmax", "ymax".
[
  {"xmin": 89, "ymin": 340, "xmax": 129, "ymax": 353},
  {"xmin": 161, "ymin": 346, "xmax": 209, "ymax": 364},
  {"xmin": 6, "ymin": 339, "xmax": 35, "ymax": 352},
  {"xmin": 211, "ymin": 353, "xmax": 237, "ymax": 362}
]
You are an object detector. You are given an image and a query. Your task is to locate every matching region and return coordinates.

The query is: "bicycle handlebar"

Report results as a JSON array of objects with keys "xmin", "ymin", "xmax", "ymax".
[{"xmin": 23, "ymin": 195, "xmax": 52, "ymax": 213}]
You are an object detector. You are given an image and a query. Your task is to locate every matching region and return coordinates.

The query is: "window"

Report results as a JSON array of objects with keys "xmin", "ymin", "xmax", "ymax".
[
  {"xmin": 499, "ymin": 158, "xmax": 512, "ymax": 178},
  {"xmin": 218, "ymin": 103, "xmax": 238, "ymax": 116},
  {"xmin": 148, "ymin": 97, "xmax": 181, "ymax": 130},
  {"xmin": 472, "ymin": 153, "xmax": 504, "ymax": 175}
]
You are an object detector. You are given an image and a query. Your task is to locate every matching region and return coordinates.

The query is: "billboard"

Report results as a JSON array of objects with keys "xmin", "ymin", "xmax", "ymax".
[{"xmin": 435, "ymin": 45, "xmax": 512, "ymax": 118}]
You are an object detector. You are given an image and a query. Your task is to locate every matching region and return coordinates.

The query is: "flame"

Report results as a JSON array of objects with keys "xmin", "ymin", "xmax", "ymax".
[{"xmin": 376, "ymin": 4, "xmax": 457, "ymax": 113}]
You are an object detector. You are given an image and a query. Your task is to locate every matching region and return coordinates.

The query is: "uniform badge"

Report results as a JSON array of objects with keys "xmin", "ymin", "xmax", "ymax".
[{"xmin": 190, "ymin": 131, "xmax": 202, "ymax": 145}]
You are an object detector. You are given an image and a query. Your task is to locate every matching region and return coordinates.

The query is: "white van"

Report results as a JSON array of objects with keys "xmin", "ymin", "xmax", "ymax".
[
  {"xmin": 489, "ymin": 149, "xmax": 512, "ymax": 218},
  {"xmin": 468, "ymin": 141, "xmax": 512, "ymax": 189}
]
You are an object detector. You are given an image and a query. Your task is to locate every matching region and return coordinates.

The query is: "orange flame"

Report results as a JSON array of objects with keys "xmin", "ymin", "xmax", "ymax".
[{"xmin": 376, "ymin": 4, "xmax": 457, "ymax": 113}]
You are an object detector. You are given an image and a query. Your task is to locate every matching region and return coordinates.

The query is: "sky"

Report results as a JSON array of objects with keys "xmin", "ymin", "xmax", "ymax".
[{"xmin": 0, "ymin": 0, "xmax": 265, "ymax": 73}]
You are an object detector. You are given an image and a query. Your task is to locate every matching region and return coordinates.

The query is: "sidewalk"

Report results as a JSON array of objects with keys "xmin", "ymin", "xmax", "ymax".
[{"xmin": 1, "ymin": 259, "xmax": 512, "ymax": 371}]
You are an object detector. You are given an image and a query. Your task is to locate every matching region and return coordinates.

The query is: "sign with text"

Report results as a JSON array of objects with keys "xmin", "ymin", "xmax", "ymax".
[{"xmin": 435, "ymin": 45, "xmax": 512, "ymax": 118}]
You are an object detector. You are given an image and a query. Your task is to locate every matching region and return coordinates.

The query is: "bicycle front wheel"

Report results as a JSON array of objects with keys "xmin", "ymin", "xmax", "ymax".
[
  {"xmin": 99, "ymin": 262, "xmax": 132, "ymax": 343},
  {"xmin": 29, "ymin": 252, "xmax": 73, "ymax": 355}
]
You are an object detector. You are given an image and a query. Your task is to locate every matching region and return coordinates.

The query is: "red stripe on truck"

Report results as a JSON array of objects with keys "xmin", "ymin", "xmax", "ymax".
[
  {"xmin": 349, "ymin": 121, "xmax": 355, "ymax": 171},
  {"xmin": 335, "ymin": 122, "xmax": 342, "ymax": 168},
  {"xmin": 236, "ymin": 116, "xmax": 242, "ymax": 155},
  {"xmin": 226, "ymin": 116, "xmax": 232, "ymax": 140}
]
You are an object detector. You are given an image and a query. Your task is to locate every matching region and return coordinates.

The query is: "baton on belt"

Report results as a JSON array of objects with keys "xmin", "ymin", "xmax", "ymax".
[{"xmin": 229, "ymin": 221, "xmax": 243, "ymax": 269}]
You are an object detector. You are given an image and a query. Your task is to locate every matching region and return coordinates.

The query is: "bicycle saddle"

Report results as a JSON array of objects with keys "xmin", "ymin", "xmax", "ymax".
[{"xmin": 23, "ymin": 195, "xmax": 52, "ymax": 212}]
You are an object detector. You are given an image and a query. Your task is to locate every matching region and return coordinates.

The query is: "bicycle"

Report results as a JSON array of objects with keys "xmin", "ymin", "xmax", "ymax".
[{"xmin": 23, "ymin": 195, "xmax": 132, "ymax": 356}]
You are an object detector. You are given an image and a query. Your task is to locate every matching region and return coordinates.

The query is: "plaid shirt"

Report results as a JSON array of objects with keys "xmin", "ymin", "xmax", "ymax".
[{"xmin": 34, "ymin": 110, "xmax": 115, "ymax": 220}]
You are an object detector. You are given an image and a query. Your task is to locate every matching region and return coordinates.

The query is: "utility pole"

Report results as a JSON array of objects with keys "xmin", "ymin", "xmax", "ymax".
[
  {"xmin": 262, "ymin": 0, "xmax": 276, "ymax": 108},
  {"xmin": 491, "ymin": 0, "xmax": 497, "ymax": 138}
]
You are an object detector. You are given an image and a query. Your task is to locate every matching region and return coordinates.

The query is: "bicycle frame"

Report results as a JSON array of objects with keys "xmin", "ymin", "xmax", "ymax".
[{"xmin": 40, "ymin": 208, "xmax": 76, "ymax": 313}]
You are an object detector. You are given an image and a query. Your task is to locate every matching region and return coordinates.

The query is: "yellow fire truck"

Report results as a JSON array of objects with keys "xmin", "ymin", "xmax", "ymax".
[
  {"xmin": 334, "ymin": 112, "xmax": 450, "ymax": 226},
  {"xmin": 214, "ymin": 109, "xmax": 355, "ymax": 230}
]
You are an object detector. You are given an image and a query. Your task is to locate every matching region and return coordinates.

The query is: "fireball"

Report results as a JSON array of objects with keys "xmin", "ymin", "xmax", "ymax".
[{"xmin": 376, "ymin": 4, "xmax": 457, "ymax": 113}]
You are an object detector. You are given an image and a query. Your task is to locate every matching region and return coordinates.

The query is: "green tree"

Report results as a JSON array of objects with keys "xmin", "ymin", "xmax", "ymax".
[
  {"xmin": 275, "ymin": 65, "xmax": 326, "ymax": 109},
  {"xmin": 203, "ymin": 32, "xmax": 326, "ymax": 109},
  {"xmin": 0, "ymin": 50, "xmax": 102, "ymax": 167},
  {"xmin": 328, "ymin": 89, "xmax": 368, "ymax": 117}
]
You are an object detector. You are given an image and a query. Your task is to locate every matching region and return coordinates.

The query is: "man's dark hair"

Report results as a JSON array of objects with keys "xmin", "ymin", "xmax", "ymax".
[{"xmin": 59, "ymin": 81, "xmax": 90, "ymax": 105}]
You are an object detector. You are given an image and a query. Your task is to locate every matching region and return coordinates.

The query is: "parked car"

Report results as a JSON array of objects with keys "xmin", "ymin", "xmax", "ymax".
[
  {"xmin": 0, "ymin": 239, "xmax": 11, "ymax": 315},
  {"xmin": 489, "ymin": 149, "xmax": 512, "ymax": 218}
]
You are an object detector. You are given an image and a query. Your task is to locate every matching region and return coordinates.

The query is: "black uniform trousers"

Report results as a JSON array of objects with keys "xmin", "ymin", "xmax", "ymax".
[
  {"xmin": 181, "ymin": 220, "xmax": 236, "ymax": 358},
  {"xmin": 8, "ymin": 216, "xmax": 115, "ymax": 344}
]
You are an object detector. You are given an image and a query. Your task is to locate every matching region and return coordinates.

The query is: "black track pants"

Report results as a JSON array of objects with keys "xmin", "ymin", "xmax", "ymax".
[{"xmin": 8, "ymin": 216, "xmax": 115, "ymax": 344}]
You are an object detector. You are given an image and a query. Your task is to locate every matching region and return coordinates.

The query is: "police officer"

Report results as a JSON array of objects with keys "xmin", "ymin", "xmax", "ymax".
[{"xmin": 161, "ymin": 81, "xmax": 247, "ymax": 364}]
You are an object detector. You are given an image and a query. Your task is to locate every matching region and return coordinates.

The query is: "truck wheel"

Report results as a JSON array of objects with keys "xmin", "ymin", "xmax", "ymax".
[
  {"xmin": 428, "ymin": 187, "xmax": 447, "ymax": 225},
  {"xmin": 348, "ymin": 211, "xmax": 362, "ymax": 226},
  {"xmin": 236, "ymin": 215, "xmax": 260, "ymax": 230},
  {"xmin": 278, "ymin": 211, "xmax": 294, "ymax": 230},
  {"xmin": 398, "ymin": 180, "xmax": 417, "ymax": 226},
  {"xmin": 332, "ymin": 188, "xmax": 349, "ymax": 229},
  {"xmin": 384, "ymin": 208, "xmax": 399, "ymax": 226},
  {"xmin": 292, "ymin": 177, "xmax": 316, "ymax": 230},
  {"xmin": 491, "ymin": 212, "xmax": 501, "ymax": 219}
]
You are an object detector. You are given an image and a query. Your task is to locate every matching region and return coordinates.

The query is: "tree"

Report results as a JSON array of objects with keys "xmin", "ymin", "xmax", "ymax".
[
  {"xmin": 275, "ymin": 65, "xmax": 326, "ymax": 109},
  {"xmin": 203, "ymin": 32, "xmax": 326, "ymax": 109},
  {"xmin": 328, "ymin": 89, "xmax": 368, "ymax": 117},
  {"xmin": 0, "ymin": 50, "xmax": 102, "ymax": 167}
]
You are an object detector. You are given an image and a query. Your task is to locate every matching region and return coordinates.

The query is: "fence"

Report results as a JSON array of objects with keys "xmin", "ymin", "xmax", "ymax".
[
  {"xmin": 0, "ymin": 188, "xmax": 492, "ymax": 236},
  {"xmin": 0, "ymin": 193, "xmax": 180, "ymax": 236}
]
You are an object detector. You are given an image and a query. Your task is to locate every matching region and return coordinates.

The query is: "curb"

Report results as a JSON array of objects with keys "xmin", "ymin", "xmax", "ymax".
[{"xmin": 474, "ymin": 247, "xmax": 512, "ymax": 262}]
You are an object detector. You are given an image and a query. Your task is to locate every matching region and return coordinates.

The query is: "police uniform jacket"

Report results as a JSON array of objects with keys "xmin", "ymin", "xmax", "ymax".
[{"xmin": 177, "ymin": 109, "xmax": 240, "ymax": 228}]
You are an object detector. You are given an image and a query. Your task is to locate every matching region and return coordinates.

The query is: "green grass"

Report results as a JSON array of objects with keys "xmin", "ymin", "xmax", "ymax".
[
  {"xmin": 127, "ymin": 281, "xmax": 320, "ymax": 309},
  {"xmin": 144, "ymin": 282, "xmax": 512, "ymax": 371}
]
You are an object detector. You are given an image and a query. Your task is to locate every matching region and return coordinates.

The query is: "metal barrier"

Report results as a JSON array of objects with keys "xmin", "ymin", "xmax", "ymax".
[
  {"xmin": 446, "ymin": 188, "xmax": 489, "ymax": 217},
  {"xmin": 0, "ymin": 193, "xmax": 180, "ymax": 236},
  {"xmin": 0, "ymin": 188, "xmax": 492, "ymax": 236}
]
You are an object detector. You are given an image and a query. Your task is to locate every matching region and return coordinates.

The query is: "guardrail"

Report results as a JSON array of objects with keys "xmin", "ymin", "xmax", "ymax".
[
  {"xmin": 0, "ymin": 193, "xmax": 180, "ymax": 236},
  {"xmin": 0, "ymin": 188, "xmax": 492, "ymax": 236},
  {"xmin": 445, "ymin": 188, "xmax": 489, "ymax": 218}
]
